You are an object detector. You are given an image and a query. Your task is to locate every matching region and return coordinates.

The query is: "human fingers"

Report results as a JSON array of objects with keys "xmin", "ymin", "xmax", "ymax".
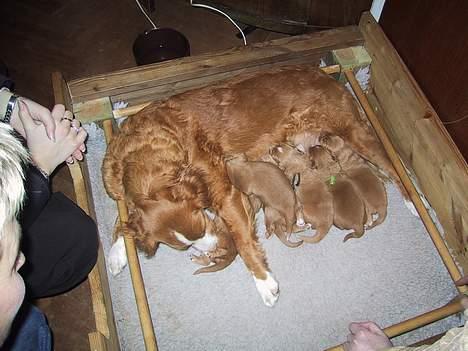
[
  {"xmin": 23, "ymin": 99, "xmax": 56, "ymax": 141},
  {"xmin": 17, "ymin": 101, "xmax": 37, "ymax": 133},
  {"xmin": 70, "ymin": 117, "xmax": 82, "ymax": 133},
  {"xmin": 24, "ymin": 99, "xmax": 55, "ymax": 141},
  {"xmin": 348, "ymin": 322, "xmax": 369, "ymax": 335},
  {"xmin": 67, "ymin": 125, "xmax": 87, "ymax": 161},
  {"xmin": 71, "ymin": 148, "xmax": 83, "ymax": 161},
  {"xmin": 51, "ymin": 104, "xmax": 66, "ymax": 122},
  {"xmin": 357, "ymin": 321, "xmax": 387, "ymax": 336}
]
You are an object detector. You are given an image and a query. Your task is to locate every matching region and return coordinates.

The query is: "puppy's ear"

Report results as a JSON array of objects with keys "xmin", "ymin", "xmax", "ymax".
[{"xmin": 310, "ymin": 159, "xmax": 317, "ymax": 169}]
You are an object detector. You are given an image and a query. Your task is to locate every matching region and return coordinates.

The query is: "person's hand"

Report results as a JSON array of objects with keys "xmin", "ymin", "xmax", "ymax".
[
  {"xmin": 9, "ymin": 97, "xmax": 56, "ymax": 141},
  {"xmin": 343, "ymin": 321, "xmax": 393, "ymax": 351},
  {"xmin": 18, "ymin": 102, "xmax": 87, "ymax": 175}
]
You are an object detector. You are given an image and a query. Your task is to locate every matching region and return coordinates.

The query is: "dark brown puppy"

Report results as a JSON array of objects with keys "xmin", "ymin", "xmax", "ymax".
[
  {"xmin": 270, "ymin": 143, "xmax": 334, "ymax": 243},
  {"xmin": 309, "ymin": 145, "xmax": 367, "ymax": 242},
  {"xmin": 226, "ymin": 158, "xmax": 304, "ymax": 248},
  {"xmin": 320, "ymin": 134, "xmax": 387, "ymax": 229}
]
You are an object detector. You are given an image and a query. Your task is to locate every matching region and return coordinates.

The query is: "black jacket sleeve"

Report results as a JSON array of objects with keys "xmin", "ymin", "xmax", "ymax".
[
  {"xmin": 20, "ymin": 165, "xmax": 51, "ymax": 230},
  {"xmin": 0, "ymin": 71, "xmax": 14, "ymax": 90}
]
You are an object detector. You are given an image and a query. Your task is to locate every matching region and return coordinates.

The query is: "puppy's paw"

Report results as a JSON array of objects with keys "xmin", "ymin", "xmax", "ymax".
[
  {"xmin": 108, "ymin": 236, "xmax": 127, "ymax": 276},
  {"xmin": 296, "ymin": 217, "xmax": 305, "ymax": 226},
  {"xmin": 253, "ymin": 272, "xmax": 279, "ymax": 307}
]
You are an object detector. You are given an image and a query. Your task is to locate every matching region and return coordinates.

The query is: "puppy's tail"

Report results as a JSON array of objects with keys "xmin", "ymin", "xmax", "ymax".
[
  {"xmin": 298, "ymin": 224, "xmax": 331, "ymax": 244},
  {"xmin": 276, "ymin": 233, "xmax": 303, "ymax": 248},
  {"xmin": 192, "ymin": 254, "xmax": 236, "ymax": 275}
]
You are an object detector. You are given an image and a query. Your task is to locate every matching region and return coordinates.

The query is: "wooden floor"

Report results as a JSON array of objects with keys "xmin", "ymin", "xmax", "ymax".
[{"xmin": 0, "ymin": 1, "xmax": 285, "ymax": 350}]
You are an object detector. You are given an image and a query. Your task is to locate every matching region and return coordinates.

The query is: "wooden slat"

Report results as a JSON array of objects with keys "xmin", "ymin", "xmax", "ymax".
[
  {"xmin": 102, "ymin": 120, "xmax": 158, "ymax": 351},
  {"xmin": 88, "ymin": 331, "xmax": 108, "ymax": 351},
  {"xmin": 359, "ymin": 12, "xmax": 468, "ymax": 272},
  {"xmin": 52, "ymin": 72, "xmax": 121, "ymax": 351},
  {"xmin": 67, "ymin": 25, "xmax": 363, "ymax": 104},
  {"xmin": 74, "ymin": 96, "xmax": 114, "ymax": 124},
  {"xmin": 345, "ymin": 70, "xmax": 465, "ymax": 290}
]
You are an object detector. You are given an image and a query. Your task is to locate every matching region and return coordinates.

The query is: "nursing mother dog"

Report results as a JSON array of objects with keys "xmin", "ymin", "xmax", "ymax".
[{"xmin": 103, "ymin": 64, "xmax": 396, "ymax": 306}]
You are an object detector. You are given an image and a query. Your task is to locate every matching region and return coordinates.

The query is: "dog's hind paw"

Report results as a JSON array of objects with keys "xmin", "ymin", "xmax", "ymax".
[
  {"xmin": 254, "ymin": 272, "xmax": 279, "ymax": 307},
  {"xmin": 108, "ymin": 236, "xmax": 127, "ymax": 276}
]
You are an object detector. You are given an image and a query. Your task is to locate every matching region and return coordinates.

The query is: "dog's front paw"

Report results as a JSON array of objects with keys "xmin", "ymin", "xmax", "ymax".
[
  {"xmin": 253, "ymin": 272, "xmax": 279, "ymax": 307},
  {"xmin": 108, "ymin": 236, "xmax": 127, "ymax": 276}
]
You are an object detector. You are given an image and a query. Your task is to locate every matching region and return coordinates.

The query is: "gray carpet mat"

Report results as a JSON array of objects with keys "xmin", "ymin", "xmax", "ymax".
[{"xmin": 84, "ymin": 122, "xmax": 462, "ymax": 350}]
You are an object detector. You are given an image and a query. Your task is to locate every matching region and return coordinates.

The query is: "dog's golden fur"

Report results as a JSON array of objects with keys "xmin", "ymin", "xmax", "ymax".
[{"xmin": 102, "ymin": 65, "xmax": 396, "ymax": 284}]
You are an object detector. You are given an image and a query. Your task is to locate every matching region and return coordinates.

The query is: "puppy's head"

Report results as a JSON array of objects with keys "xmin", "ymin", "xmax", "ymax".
[
  {"xmin": 308, "ymin": 145, "xmax": 336, "ymax": 170},
  {"xmin": 270, "ymin": 143, "xmax": 309, "ymax": 173},
  {"xmin": 319, "ymin": 133, "xmax": 344, "ymax": 153}
]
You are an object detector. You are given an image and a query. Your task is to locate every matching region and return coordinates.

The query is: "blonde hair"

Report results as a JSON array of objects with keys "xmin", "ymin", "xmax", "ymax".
[{"xmin": 0, "ymin": 123, "xmax": 29, "ymax": 237}]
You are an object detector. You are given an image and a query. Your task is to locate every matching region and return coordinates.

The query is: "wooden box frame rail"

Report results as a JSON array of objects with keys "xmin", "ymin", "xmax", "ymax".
[{"xmin": 51, "ymin": 12, "xmax": 468, "ymax": 351}]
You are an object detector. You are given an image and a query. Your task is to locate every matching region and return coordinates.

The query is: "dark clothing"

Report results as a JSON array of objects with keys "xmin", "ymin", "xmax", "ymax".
[
  {"xmin": 19, "ymin": 164, "xmax": 99, "ymax": 298},
  {"xmin": 0, "ymin": 66, "xmax": 14, "ymax": 90},
  {"xmin": 1, "ymin": 70, "xmax": 98, "ymax": 298},
  {"xmin": 0, "ymin": 304, "xmax": 51, "ymax": 351}
]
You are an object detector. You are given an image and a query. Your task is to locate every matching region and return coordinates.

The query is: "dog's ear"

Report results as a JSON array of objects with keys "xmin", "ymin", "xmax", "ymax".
[
  {"xmin": 126, "ymin": 209, "xmax": 161, "ymax": 256},
  {"xmin": 189, "ymin": 209, "xmax": 207, "ymax": 236}
]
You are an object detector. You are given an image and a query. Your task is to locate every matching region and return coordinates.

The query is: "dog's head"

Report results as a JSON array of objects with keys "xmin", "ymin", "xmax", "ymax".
[{"xmin": 129, "ymin": 198, "xmax": 207, "ymax": 255}]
